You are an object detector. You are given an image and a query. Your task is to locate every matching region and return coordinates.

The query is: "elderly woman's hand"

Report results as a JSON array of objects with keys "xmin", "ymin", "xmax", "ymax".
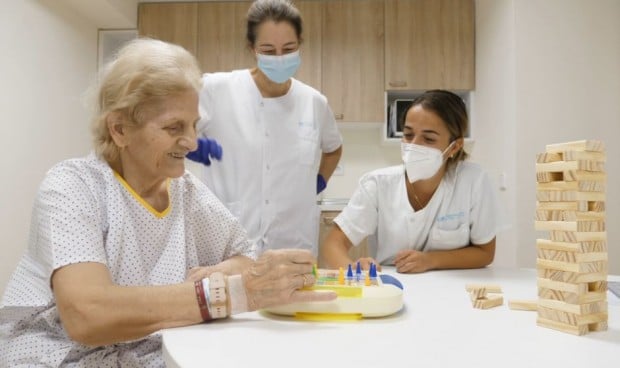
[{"xmin": 240, "ymin": 249, "xmax": 336, "ymax": 311}]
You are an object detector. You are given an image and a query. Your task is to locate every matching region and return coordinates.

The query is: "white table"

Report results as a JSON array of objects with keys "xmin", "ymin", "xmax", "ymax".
[{"xmin": 162, "ymin": 267, "xmax": 620, "ymax": 368}]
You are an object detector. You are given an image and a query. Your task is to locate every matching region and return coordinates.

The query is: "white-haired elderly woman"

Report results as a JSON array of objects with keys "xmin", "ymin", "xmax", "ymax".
[{"xmin": 0, "ymin": 38, "xmax": 333, "ymax": 367}]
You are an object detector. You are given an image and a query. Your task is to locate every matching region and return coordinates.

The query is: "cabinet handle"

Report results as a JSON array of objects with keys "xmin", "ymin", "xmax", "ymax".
[
  {"xmin": 334, "ymin": 113, "xmax": 344, "ymax": 120},
  {"xmin": 322, "ymin": 216, "xmax": 336, "ymax": 225},
  {"xmin": 389, "ymin": 81, "xmax": 407, "ymax": 87}
]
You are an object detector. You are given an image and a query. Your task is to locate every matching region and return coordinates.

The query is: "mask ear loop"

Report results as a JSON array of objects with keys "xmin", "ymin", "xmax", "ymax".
[{"xmin": 442, "ymin": 141, "xmax": 456, "ymax": 159}]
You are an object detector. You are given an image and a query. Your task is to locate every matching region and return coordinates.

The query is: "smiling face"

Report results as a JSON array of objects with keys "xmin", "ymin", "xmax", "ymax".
[
  {"xmin": 253, "ymin": 20, "xmax": 300, "ymax": 56},
  {"xmin": 113, "ymin": 90, "xmax": 199, "ymax": 185}
]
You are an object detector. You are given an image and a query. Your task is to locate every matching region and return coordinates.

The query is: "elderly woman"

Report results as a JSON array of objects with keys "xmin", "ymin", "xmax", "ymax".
[
  {"xmin": 0, "ymin": 38, "xmax": 334, "ymax": 367},
  {"xmin": 321, "ymin": 90, "xmax": 500, "ymax": 274}
]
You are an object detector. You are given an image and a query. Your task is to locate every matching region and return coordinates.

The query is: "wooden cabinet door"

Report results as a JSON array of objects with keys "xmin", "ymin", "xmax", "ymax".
[
  {"xmin": 385, "ymin": 0, "xmax": 475, "ymax": 90},
  {"xmin": 197, "ymin": 2, "xmax": 254, "ymax": 73},
  {"xmin": 138, "ymin": 3, "xmax": 198, "ymax": 56},
  {"xmin": 295, "ymin": 1, "xmax": 323, "ymax": 90},
  {"xmin": 322, "ymin": 0, "xmax": 385, "ymax": 122}
]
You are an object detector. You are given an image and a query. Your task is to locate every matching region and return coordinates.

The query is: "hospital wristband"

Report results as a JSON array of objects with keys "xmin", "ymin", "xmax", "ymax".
[
  {"xmin": 208, "ymin": 272, "xmax": 228, "ymax": 319},
  {"xmin": 194, "ymin": 280, "xmax": 212, "ymax": 322}
]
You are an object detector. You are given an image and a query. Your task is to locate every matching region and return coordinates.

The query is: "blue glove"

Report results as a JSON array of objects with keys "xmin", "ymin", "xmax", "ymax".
[
  {"xmin": 317, "ymin": 174, "xmax": 327, "ymax": 194},
  {"xmin": 186, "ymin": 137, "xmax": 223, "ymax": 166}
]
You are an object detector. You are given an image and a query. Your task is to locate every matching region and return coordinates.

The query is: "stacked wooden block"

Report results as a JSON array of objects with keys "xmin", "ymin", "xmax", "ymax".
[
  {"xmin": 535, "ymin": 140, "xmax": 608, "ymax": 335},
  {"xmin": 466, "ymin": 284, "xmax": 503, "ymax": 309}
]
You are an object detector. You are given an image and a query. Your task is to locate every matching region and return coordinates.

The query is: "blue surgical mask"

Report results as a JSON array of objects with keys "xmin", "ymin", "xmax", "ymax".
[{"xmin": 256, "ymin": 50, "xmax": 301, "ymax": 84}]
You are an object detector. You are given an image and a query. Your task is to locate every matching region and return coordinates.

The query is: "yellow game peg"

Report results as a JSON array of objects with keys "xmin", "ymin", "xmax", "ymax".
[
  {"xmin": 338, "ymin": 267, "xmax": 345, "ymax": 285},
  {"xmin": 365, "ymin": 272, "xmax": 371, "ymax": 286}
]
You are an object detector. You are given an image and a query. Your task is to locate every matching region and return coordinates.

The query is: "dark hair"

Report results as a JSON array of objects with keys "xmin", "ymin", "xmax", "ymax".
[
  {"xmin": 403, "ymin": 89, "xmax": 469, "ymax": 167},
  {"xmin": 246, "ymin": 0, "xmax": 303, "ymax": 47}
]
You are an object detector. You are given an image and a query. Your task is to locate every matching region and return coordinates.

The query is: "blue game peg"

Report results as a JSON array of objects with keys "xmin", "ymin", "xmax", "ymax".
[{"xmin": 346, "ymin": 264, "xmax": 353, "ymax": 279}]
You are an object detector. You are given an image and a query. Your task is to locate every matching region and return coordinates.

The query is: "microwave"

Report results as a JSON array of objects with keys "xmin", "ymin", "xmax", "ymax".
[
  {"xmin": 387, "ymin": 99, "xmax": 413, "ymax": 138},
  {"xmin": 386, "ymin": 92, "xmax": 470, "ymax": 139}
]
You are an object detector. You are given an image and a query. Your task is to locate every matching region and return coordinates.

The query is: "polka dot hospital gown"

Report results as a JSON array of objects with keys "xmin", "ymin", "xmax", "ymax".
[{"xmin": 0, "ymin": 153, "xmax": 257, "ymax": 367}]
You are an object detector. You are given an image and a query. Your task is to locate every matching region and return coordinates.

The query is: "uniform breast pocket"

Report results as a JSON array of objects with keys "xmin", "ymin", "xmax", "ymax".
[
  {"xmin": 427, "ymin": 223, "xmax": 469, "ymax": 250},
  {"xmin": 297, "ymin": 122, "xmax": 319, "ymax": 167}
]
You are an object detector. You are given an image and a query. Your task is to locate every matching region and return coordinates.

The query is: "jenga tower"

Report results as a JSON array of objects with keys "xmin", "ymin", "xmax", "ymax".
[{"xmin": 534, "ymin": 140, "xmax": 608, "ymax": 335}]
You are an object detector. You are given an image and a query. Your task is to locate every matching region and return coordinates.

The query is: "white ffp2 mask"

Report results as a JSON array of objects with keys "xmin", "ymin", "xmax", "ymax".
[{"xmin": 401, "ymin": 142, "xmax": 454, "ymax": 183}]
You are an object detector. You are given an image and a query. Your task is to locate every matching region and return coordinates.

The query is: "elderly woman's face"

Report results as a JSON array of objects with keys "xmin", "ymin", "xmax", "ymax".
[{"xmin": 122, "ymin": 90, "xmax": 199, "ymax": 181}]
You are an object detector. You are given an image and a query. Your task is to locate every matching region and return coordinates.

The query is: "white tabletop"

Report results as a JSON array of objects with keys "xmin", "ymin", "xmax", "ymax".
[{"xmin": 161, "ymin": 267, "xmax": 620, "ymax": 368}]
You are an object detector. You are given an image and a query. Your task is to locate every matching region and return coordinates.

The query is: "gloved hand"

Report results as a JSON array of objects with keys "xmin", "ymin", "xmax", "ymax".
[
  {"xmin": 186, "ymin": 137, "xmax": 222, "ymax": 166},
  {"xmin": 316, "ymin": 174, "xmax": 327, "ymax": 194}
]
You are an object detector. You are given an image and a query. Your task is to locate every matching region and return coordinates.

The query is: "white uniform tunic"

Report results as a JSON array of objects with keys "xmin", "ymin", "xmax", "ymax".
[
  {"xmin": 197, "ymin": 70, "xmax": 343, "ymax": 256},
  {"xmin": 335, "ymin": 162, "xmax": 499, "ymax": 265},
  {"xmin": 0, "ymin": 153, "xmax": 256, "ymax": 367}
]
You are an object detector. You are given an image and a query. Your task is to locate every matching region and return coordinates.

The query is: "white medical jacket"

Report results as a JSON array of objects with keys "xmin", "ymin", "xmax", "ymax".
[
  {"xmin": 196, "ymin": 70, "xmax": 343, "ymax": 256},
  {"xmin": 335, "ymin": 162, "xmax": 499, "ymax": 265}
]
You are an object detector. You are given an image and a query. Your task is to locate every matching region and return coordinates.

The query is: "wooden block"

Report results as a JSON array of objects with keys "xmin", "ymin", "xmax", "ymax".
[
  {"xmin": 587, "ymin": 280, "xmax": 607, "ymax": 293},
  {"xmin": 536, "ymin": 201, "xmax": 586, "ymax": 211},
  {"xmin": 563, "ymin": 170, "xmax": 606, "ymax": 181},
  {"xmin": 535, "ymin": 210, "xmax": 605, "ymax": 221},
  {"xmin": 537, "ymin": 317, "xmax": 588, "ymax": 336},
  {"xmin": 534, "ymin": 220, "xmax": 605, "ymax": 232},
  {"xmin": 536, "ymin": 238, "xmax": 607, "ymax": 253},
  {"xmin": 469, "ymin": 289, "xmax": 487, "ymax": 301},
  {"xmin": 508, "ymin": 299, "xmax": 538, "ymax": 311},
  {"xmin": 537, "ymin": 278, "xmax": 588, "ymax": 294},
  {"xmin": 536, "ymin": 259, "xmax": 607, "ymax": 273},
  {"xmin": 538, "ymin": 299, "xmax": 607, "ymax": 315},
  {"xmin": 465, "ymin": 284, "xmax": 502, "ymax": 293},
  {"xmin": 536, "ymin": 152, "xmax": 562, "ymax": 163},
  {"xmin": 536, "ymin": 248, "xmax": 608, "ymax": 263},
  {"xmin": 588, "ymin": 321, "xmax": 608, "ymax": 332},
  {"xmin": 545, "ymin": 140, "xmax": 605, "ymax": 153},
  {"xmin": 537, "ymin": 306, "xmax": 607, "ymax": 326},
  {"xmin": 562, "ymin": 151, "xmax": 606, "ymax": 162},
  {"xmin": 536, "ymin": 161, "xmax": 604, "ymax": 173},
  {"xmin": 537, "ymin": 180, "xmax": 606, "ymax": 192},
  {"xmin": 549, "ymin": 231, "xmax": 606, "ymax": 243},
  {"xmin": 538, "ymin": 288, "xmax": 607, "ymax": 304},
  {"xmin": 473, "ymin": 295, "xmax": 504, "ymax": 309},
  {"xmin": 537, "ymin": 269, "xmax": 607, "ymax": 284},
  {"xmin": 535, "ymin": 191, "xmax": 606, "ymax": 202},
  {"xmin": 587, "ymin": 201, "xmax": 606, "ymax": 212},
  {"xmin": 536, "ymin": 171, "xmax": 563, "ymax": 183}
]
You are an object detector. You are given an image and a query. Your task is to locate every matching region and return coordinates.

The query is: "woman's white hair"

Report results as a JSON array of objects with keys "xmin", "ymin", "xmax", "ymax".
[{"xmin": 91, "ymin": 37, "xmax": 202, "ymax": 162}]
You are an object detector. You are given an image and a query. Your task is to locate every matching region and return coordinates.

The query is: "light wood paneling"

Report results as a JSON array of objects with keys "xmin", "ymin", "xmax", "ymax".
[
  {"xmin": 322, "ymin": 0, "xmax": 385, "ymax": 122},
  {"xmin": 138, "ymin": 3, "xmax": 198, "ymax": 56},
  {"xmin": 385, "ymin": 0, "xmax": 475, "ymax": 90},
  {"xmin": 197, "ymin": 2, "xmax": 254, "ymax": 73},
  {"xmin": 295, "ymin": 0, "xmax": 323, "ymax": 90}
]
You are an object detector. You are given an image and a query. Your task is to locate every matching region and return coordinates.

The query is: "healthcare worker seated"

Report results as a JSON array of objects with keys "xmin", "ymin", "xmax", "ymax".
[{"xmin": 320, "ymin": 90, "xmax": 500, "ymax": 274}]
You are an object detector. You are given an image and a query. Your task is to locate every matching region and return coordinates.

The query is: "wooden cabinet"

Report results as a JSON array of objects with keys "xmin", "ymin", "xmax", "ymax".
[
  {"xmin": 322, "ymin": 0, "xmax": 385, "ymax": 122},
  {"xmin": 385, "ymin": 0, "xmax": 475, "ymax": 90},
  {"xmin": 138, "ymin": 0, "xmax": 475, "ymax": 121},
  {"xmin": 196, "ymin": 2, "xmax": 254, "ymax": 73},
  {"xmin": 138, "ymin": 3, "xmax": 198, "ymax": 56},
  {"xmin": 318, "ymin": 211, "xmax": 368, "ymax": 268},
  {"xmin": 294, "ymin": 1, "xmax": 323, "ymax": 90}
]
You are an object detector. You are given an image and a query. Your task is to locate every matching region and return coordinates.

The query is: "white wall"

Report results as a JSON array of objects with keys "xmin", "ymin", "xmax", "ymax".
[
  {"xmin": 472, "ymin": 0, "xmax": 518, "ymax": 268},
  {"xmin": 0, "ymin": 0, "xmax": 98, "ymax": 294},
  {"xmin": 321, "ymin": 126, "xmax": 401, "ymax": 199},
  {"xmin": 476, "ymin": 0, "xmax": 620, "ymax": 273}
]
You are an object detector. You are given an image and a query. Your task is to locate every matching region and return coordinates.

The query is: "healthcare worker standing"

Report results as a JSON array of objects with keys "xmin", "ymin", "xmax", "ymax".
[
  {"xmin": 188, "ymin": 0, "xmax": 343, "ymax": 257},
  {"xmin": 321, "ymin": 90, "xmax": 500, "ymax": 273}
]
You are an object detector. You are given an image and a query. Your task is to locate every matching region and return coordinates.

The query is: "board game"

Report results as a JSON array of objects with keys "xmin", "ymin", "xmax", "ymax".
[{"xmin": 264, "ymin": 263, "xmax": 404, "ymax": 320}]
